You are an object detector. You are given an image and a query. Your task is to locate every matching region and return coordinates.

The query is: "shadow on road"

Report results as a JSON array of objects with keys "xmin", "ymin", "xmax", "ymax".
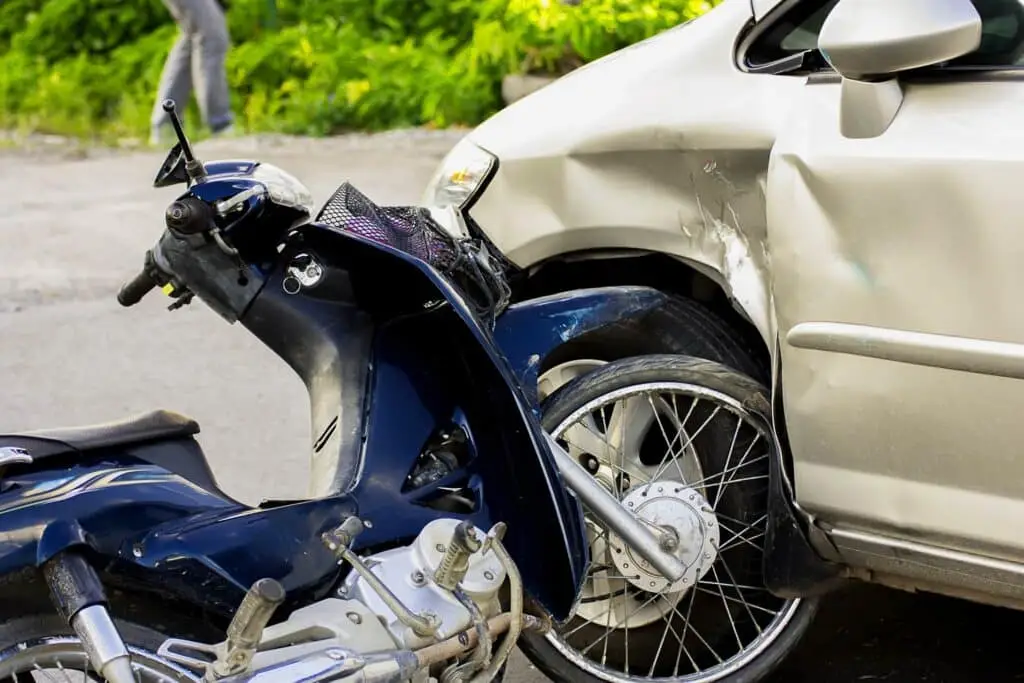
[{"xmin": 769, "ymin": 583, "xmax": 1024, "ymax": 682}]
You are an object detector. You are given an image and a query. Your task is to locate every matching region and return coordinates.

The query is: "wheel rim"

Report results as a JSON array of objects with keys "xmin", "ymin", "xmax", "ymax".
[
  {"xmin": 546, "ymin": 381, "xmax": 803, "ymax": 683},
  {"xmin": 0, "ymin": 635, "xmax": 199, "ymax": 681}
]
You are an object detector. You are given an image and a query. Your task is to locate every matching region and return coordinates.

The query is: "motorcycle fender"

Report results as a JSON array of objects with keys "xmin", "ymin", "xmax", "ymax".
[{"xmin": 493, "ymin": 286, "xmax": 669, "ymax": 405}]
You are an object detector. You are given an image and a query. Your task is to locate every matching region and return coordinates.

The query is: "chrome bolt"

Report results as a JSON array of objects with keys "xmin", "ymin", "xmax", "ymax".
[
  {"xmin": 346, "ymin": 612, "xmax": 363, "ymax": 625},
  {"xmin": 327, "ymin": 649, "xmax": 346, "ymax": 660},
  {"xmin": 337, "ymin": 586, "xmax": 349, "ymax": 597},
  {"xmin": 436, "ymin": 543, "xmax": 446, "ymax": 553},
  {"xmin": 484, "ymin": 570, "xmax": 495, "ymax": 581},
  {"xmin": 411, "ymin": 570, "xmax": 426, "ymax": 586},
  {"xmin": 704, "ymin": 553, "xmax": 711, "ymax": 560},
  {"xmin": 364, "ymin": 520, "xmax": 374, "ymax": 529},
  {"xmin": 131, "ymin": 544, "xmax": 144, "ymax": 558}
]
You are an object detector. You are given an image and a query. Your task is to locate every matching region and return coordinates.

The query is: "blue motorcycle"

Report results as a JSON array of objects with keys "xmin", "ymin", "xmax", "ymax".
[{"xmin": 0, "ymin": 103, "xmax": 689, "ymax": 682}]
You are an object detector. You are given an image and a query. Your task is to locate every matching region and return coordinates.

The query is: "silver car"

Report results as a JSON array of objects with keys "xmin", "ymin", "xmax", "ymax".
[{"xmin": 423, "ymin": 0, "xmax": 1024, "ymax": 681}]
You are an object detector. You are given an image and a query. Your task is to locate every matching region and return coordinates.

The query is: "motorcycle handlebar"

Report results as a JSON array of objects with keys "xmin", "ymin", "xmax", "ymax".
[{"xmin": 117, "ymin": 261, "xmax": 159, "ymax": 307}]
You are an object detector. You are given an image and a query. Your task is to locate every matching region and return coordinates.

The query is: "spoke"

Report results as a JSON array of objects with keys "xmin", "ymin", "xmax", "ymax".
[
  {"xmin": 674, "ymin": 588, "xmax": 701, "ymax": 676},
  {"xmin": 712, "ymin": 418, "xmax": 744, "ymax": 501},
  {"xmin": 689, "ymin": 453, "xmax": 768, "ymax": 491},
  {"xmin": 716, "ymin": 560, "xmax": 763, "ymax": 635},
  {"xmin": 699, "ymin": 578, "xmax": 767, "ymax": 593},
  {"xmin": 719, "ymin": 528, "xmax": 767, "ymax": 555},
  {"xmin": 646, "ymin": 394, "xmax": 690, "ymax": 484},
  {"xmin": 646, "ymin": 597, "xmax": 691, "ymax": 678},
  {"xmin": 714, "ymin": 433, "xmax": 763, "ymax": 509},
  {"xmin": 707, "ymin": 564, "xmax": 745, "ymax": 652},
  {"xmin": 580, "ymin": 591, "xmax": 664, "ymax": 657},
  {"xmin": 651, "ymin": 405, "xmax": 722, "ymax": 482},
  {"xmin": 694, "ymin": 586, "xmax": 781, "ymax": 616},
  {"xmin": 651, "ymin": 393, "xmax": 701, "ymax": 480},
  {"xmin": 659, "ymin": 591, "xmax": 724, "ymax": 663},
  {"xmin": 717, "ymin": 513, "xmax": 769, "ymax": 554}
]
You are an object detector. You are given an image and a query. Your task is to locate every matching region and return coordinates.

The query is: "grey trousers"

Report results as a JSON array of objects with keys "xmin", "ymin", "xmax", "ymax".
[{"xmin": 151, "ymin": 0, "xmax": 234, "ymax": 133}]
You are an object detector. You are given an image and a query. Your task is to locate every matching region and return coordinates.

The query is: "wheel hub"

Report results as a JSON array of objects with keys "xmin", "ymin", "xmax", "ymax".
[{"xmin": 609, "ymin": 483, "xmax": 719, "ymax": 594}]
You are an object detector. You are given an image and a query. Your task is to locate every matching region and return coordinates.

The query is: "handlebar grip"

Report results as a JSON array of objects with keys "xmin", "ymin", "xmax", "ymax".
[{"xmin": 117, "ymin": 268, "xmax": 158, "ymax": 307}]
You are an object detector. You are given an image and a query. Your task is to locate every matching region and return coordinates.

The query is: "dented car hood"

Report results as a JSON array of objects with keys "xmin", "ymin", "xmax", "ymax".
[{"xmin": 465, "ymin": 0, "xmax": 806, "ymax": 342}]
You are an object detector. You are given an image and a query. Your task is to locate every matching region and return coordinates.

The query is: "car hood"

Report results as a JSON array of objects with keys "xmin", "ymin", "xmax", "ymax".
[{"xmin": 467, "ymin": 0, "xmax": 782, "ymax": 161}]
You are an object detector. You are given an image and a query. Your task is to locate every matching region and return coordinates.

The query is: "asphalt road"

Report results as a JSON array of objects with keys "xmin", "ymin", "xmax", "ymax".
[{"xmin": 1, "ymin": 134, "xmax": 1021, "ymax": 682}]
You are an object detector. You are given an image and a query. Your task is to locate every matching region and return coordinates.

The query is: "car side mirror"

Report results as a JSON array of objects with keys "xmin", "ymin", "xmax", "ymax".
[{"xmin": 818, "ymin": 0, "xmax": 982, "ymax": 139}]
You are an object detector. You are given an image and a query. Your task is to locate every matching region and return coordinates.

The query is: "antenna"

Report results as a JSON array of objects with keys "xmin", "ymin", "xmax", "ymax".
[{"xmin": 162, "ymin": 99, "xmax": 207, "ymax": 183}]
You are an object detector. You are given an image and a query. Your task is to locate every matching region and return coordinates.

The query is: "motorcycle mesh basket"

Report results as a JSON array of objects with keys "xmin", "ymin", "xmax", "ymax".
[
  {"xmin": 316, "ymin": 182, "xmax": 458, "ymax": 271},
  {"xmin": 315, "ymin": 182, "xmax": 510, "ymax": 323}
]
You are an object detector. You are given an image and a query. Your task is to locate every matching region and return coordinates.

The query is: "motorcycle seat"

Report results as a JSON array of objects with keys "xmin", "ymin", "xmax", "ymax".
[{"xmin": 2, "ymin": 410, "xmax": 200, "ymax": 458}]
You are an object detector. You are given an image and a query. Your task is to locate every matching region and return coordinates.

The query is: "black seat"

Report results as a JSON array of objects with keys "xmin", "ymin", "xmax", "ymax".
[{"xmin": 2, "ymin": 410, "xmax": 200, "ymax": 458}]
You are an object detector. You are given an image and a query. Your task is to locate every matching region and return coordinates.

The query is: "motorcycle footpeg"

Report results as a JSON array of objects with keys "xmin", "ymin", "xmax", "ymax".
[{"xmin": 208, "ymin": 578, "xmax": 287, "ymax": 679}]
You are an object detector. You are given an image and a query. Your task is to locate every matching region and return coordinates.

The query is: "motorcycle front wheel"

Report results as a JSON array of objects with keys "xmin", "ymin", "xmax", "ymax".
[
  {"xmin": 521, "ymin": 355, "xmax": 818, "ymax": 683},
  {"xmin": 0, "ymin": 615, "xmax": 201, "ymax": 682}
]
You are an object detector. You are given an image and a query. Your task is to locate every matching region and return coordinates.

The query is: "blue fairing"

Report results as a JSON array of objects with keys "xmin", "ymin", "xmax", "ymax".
[
  {"xmin": 495, "ymin": 287, "xmax": 669, "ymax": 409},
  {"xmin": 0, "ymin": 218, "xmax": 668, "ymax": 624}
]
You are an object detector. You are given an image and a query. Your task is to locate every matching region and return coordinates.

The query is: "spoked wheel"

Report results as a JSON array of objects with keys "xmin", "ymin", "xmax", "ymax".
[
  {"xmin": 522, "ymin": 355, "xmax": 817, "ymax": 683},
  {"xmin": 0, "ymin": 616, "xmax": 200, "ymax": 682}
]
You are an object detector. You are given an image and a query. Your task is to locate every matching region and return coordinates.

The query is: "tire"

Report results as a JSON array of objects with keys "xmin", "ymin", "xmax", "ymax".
[
  {"xmin": 521, "ymin": 355, "xmax": 818, "ymax": 683},
  {"xmin": 537, "ymin": 294, "xmax": 767, "ymax": 401}
]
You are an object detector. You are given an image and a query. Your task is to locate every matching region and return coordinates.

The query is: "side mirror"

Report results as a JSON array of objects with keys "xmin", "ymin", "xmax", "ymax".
[
  {"xmin": 154, "ymin": 143, "xmax": 190, "ymax": 188},
  {"xmin": 818, "ymin": 0, "xmax": 982, "ymax": 138}
]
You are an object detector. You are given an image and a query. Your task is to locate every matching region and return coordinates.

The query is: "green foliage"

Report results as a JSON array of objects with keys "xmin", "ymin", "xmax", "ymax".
[{"xmin": 0, "ymin": 0, "xmax": 720, "ymax": 140}]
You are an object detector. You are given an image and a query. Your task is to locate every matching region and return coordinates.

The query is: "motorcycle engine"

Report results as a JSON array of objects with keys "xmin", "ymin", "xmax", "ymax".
[{"xmin": 342, "ymin": 518, "xmax": 508, "ymax": 648}]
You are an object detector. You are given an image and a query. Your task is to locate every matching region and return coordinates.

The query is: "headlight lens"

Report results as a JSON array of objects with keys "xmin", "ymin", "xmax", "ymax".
[
  {"xmin": 422, "ymin": 138, "xmax": 497, "ymax": 209},
  {"xmin": 253, "ymin": 163, "xmax": 316, "ymax": 214}
]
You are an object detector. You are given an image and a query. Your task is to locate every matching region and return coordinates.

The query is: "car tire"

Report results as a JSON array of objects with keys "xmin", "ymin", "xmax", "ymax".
[{"xmin": 522, "ymin": 354, "xmax": 818, "ymax": 683}]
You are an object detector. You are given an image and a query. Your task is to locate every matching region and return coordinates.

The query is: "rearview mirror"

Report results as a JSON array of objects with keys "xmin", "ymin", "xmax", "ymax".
[
  {"xmin": 819, "ymin": 0, "xmax": 982, "ymax": 80},
  {"xmin": 154, "ymin": 143, "xmax": 189, "ymax": 188},
  {"xmin": 818, "ymin": 0, "xmax": 982, "ymax": 139}
]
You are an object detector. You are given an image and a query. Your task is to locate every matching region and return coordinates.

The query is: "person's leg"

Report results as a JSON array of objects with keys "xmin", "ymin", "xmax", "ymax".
[
  {"xmin": 185, "ymin": 0, "xmax": 234, "ymax": 133},
  {"xmin": 150, "ymin": 29, "xmax": 193, "ymax": 143}
]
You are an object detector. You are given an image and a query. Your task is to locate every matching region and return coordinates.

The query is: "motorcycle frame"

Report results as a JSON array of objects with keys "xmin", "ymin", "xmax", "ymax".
[{"xmin": 0, "ymin": 220, "xmax": 690, "ymax": 624}]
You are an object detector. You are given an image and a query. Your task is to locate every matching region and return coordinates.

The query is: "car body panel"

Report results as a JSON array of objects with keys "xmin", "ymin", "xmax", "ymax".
[
  {"xmin": 767, "ymin": 72, "xmax": 1024, "ymax": 562},
  {"xmin": 751, "ymin": 0, "xmax": 787, "ymax": 20},
  {"xmin": 440, "ymin": 0, "xmax": 1024, "ymax": 607},
  {"xmin": 466, "ymin": 0, "xmax": 802, "ymax": 342}
]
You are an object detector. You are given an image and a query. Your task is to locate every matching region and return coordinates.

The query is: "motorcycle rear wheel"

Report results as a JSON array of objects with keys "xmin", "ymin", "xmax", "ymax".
[
  {"xmin": 521, "ymin": 355, "xmax": 818, "ymax": 683},
  {"xmin": 0, "ymin": 614, "xmax": 201, "ymax": 682}
]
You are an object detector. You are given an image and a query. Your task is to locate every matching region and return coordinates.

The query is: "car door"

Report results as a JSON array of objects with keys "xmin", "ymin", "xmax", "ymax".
[{"xmin": 766, "ymin": 0, "xmax": 1024, "ymax": 561}]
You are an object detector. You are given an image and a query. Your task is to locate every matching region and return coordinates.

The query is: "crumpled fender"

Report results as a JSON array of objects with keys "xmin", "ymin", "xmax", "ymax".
[{"xmin": 493, "ymin": 285, "xmax": 668, "ymax": 405}]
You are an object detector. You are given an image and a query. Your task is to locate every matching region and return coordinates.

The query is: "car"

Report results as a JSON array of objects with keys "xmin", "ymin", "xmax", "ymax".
[{"xmin": 422, "ymin": 0, "xmax": 1024, "ymax": 682}]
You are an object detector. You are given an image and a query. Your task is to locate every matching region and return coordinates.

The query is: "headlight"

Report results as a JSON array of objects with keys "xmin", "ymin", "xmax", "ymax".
[
  {"xmin": 422, "ymin": 138, "xmax": 497, "ymax": 210},
  {"xmin": 253, "ymin": 163, "xmax": 316, "ymax": 214}
]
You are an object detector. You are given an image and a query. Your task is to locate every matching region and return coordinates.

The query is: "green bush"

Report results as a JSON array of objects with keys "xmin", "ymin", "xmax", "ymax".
[{"xmin": 0, "ymin": 0, "xmax": 720, "ymax": 140}]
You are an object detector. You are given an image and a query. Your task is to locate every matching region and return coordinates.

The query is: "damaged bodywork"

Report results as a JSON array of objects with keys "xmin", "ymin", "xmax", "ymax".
[
  {"xmin": 438, "ymin": 0, "xmax": 1024, "ymax": 615},
  {"xmin": 465, "ymin": 0, "xmax": 806, "ymax": 344}
]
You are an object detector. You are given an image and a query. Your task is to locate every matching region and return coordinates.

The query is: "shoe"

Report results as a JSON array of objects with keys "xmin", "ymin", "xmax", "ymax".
[{"xmin": 210, "ymin": 123, "xmax": 240, "ymax": 138}]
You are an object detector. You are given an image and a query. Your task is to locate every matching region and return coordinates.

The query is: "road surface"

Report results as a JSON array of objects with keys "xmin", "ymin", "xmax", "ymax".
[{"xmin": 0, "ymin": 134, "xmax": 1020, "ymax": 682}]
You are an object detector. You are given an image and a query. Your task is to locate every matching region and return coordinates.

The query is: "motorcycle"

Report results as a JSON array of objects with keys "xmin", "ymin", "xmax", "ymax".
[{"xmin": 0, "ymin": 101, "xmax": 693, "ymax": 681}]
